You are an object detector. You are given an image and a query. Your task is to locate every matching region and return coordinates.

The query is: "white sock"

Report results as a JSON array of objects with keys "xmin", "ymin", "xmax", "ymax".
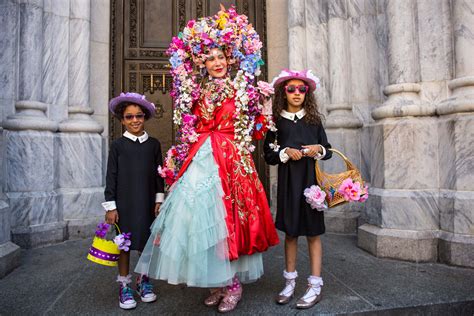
[
  {"xmin": 301, "ymin": 275, "xmax": 323, "ymax": 302},
  {"xmin": 279, "ymin": 270, "xmax": 297, "ymax": 296},
  {"xmin": 116, "ymin": 274, "xmax": 132, "ymax": 287}
]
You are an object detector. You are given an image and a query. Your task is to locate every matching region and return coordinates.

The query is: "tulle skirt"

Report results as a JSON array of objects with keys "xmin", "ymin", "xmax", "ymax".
[{"xmin": 135, "ymin": 138, "xmax": 263, "ymax": 287}]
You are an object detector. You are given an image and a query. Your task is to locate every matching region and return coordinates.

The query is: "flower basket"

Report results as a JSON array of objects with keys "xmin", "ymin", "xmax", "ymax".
[
  {"xmin": 87, "ymin": 223, "xmax": 121, "ymax": 267},
  {"xmin": 315, "ymin": 148, "xmax": 364, "ymax": 208}
]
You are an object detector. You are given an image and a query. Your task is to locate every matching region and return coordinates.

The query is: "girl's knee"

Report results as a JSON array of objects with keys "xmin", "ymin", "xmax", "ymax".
[{"xmin": 285, "ymin": 235, "xmax": 298, "ymax": 242}]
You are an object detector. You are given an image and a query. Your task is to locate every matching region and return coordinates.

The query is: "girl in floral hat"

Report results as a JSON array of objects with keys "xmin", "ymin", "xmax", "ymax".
[
  {"xmin": 104, "ymin": 92, "xmax": 165, "ymax": 309},
  {"xmin": 264, "ymin": 69, "xmax": 332, "ymax": 309},
  {"xmin": 135, "ymin": 6, "xmax": 279, "ymax": 313}
]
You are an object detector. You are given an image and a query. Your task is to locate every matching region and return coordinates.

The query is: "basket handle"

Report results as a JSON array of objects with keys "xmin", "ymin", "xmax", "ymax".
[
  {"xmin": 328, "ymin": 148, "xmax": 349, "ymax": 161},
  {"xmin": 113, "ymin": 223, "xmax": 121, "ymax": 235},
  {"xmin": 316, "ymin": 148, "xmax": 357, "ymax": 172}
]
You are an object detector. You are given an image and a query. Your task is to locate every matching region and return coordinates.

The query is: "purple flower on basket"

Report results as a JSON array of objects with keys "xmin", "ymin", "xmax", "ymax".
[
  {"xmin": 114, "ymin": 232, "xmax": 132, "ymax": 252},
  {"xmin": 95, "ymin": 222, "xmax": 110, "ymax": 238},
  {"xmin": 304, "ymin": 185, "xmax": 328, "ymax": 210}
]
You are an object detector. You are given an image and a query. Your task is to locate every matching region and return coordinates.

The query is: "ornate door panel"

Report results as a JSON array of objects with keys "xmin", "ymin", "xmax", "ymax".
[{"xmin": 110, "ymin": 0, "xmax": 268, "ymax": 192}]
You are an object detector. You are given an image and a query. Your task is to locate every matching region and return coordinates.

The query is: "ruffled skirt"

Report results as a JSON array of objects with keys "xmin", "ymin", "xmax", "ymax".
[{"xmin": 135, "ymin": 138, "xmax": 263, "ymax": 287}]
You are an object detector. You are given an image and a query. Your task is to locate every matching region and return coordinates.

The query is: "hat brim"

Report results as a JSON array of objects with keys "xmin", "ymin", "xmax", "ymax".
[
  {"xmin": 272, "ymin": 76, "xmax": 317, "ymax": 93},
  {"xmin": 108, "ymin": 96, "xmax": 155, "ymax": 118}
]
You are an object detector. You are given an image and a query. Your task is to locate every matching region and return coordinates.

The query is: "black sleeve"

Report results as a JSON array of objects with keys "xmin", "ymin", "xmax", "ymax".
[
  {"xmin": 319, "ymin": 125, "xmax": 332, "ymax": 161},
  {"xmin": 104, "ymin": 141, "xmax": 119, "ymax": 202},
  {"xmin": 155, "ymin": 140, "xmax": 165, "ymax": 195},
  {"xmin": 264, "ymin": 130, "xmax": 284, "ymax": 165}
]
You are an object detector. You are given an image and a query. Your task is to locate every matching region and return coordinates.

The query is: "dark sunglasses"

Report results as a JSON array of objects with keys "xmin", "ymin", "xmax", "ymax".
[
  {"xmin": 123, "ymin": 113, "xmax": 146, "ymax": 120},
  {"xmin": 285, "ymin": 85, "xmax": 308, "ymax": 94}
]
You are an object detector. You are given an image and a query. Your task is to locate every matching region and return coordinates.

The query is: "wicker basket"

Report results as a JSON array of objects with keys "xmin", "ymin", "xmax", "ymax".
[
  {"xmin": 315, "ymin": 148, "xmax": 364, "ymax": 208},
  {"xmin": 87, "ymin": 223, "xmax": 121, "ymax": 267}
]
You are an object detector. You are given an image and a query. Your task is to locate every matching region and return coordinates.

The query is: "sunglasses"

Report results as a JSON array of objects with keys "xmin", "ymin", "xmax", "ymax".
[
  {"xmin": 285, "ymin": 85, "xmax": 309, "ymax": 94},
  {"xmin": 123, "ymin": 113, "xmax": 146, "ymax": 120}
]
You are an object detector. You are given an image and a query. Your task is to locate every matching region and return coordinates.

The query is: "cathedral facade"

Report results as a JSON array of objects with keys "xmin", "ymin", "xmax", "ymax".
[{"xmin": 0, "ymin": 0, "xmax": 472, "ymax": 278}]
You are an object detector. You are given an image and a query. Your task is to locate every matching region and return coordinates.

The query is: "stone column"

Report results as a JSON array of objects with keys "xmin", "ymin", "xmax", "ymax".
[
  {"xmin": 267, "ymin": 0, "xmax": 289, "ymax": 214},
  {"xmin": 437, "ymin": 0, "xmax": 474, "ymax": 268},
  {"xmin": 359, "ymin": 0, "xmax": 440, "ymax": 262},
  {"xmin": 321, "ymin": 0, "xmax": 362, "ymax": 234},
  {"xmin": 0, "ymin": 125, "xmax": 20, "ymax": 278},
  {"xmin": 0, "ymin": 0, "xmax": 21, "ymax": 277},
  {"xmin": 288, "ymin": 0, "xmax": 306, "ymax": 70},
  {"xmin": 2, "ymin": 0, "xmax": 65, "ymax": 249},
  {"xmin": 57, "ymin": 0, "xmax": 104, "ymax": 239}
]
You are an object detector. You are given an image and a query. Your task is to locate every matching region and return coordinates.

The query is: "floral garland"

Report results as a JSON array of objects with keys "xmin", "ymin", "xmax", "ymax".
[{"xmin": 159, "ymin": 5, "xmax": 273, "ymax": 185}]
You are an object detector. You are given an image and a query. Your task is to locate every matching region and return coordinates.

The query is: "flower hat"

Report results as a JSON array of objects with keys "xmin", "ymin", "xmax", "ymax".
[
  {"xmin": 271, "ymin": 69, "xmax": 321, "ymax": 93},
  {"xmin": 160, "ymin": 5, "xmax": 270, "ymax": 184},
  {"xmin": 109, "ymin": 92, "xmax": 156, "ymax": 118}
]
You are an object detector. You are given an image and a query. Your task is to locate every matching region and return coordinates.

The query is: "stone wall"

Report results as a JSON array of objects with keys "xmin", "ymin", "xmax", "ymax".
[
  {"xmin": 0, "ymin": 0, "xmax": 109, "ymax": 276},
  {"xmin": 285, "ymin": 0, "xmax": 474, "ymax": 267}
]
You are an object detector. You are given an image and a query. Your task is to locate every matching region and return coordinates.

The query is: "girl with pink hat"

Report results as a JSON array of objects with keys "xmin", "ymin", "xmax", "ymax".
[{"xmin": 264, "ymin": 69, "xmax": 332, "ymax": 309}]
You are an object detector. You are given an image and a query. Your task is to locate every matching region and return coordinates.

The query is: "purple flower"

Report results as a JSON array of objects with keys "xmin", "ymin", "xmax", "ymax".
[{"xmin": 95, "ymin": 222, "xmax": 110, "ymax": 238}]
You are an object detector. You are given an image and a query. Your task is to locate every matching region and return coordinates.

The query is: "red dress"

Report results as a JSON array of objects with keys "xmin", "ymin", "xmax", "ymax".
[{"xmin": 177, "ymin": 96, "xmax": 279, "ymax": 260}]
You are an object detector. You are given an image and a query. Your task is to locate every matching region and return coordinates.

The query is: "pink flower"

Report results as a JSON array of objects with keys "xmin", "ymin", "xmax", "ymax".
[
  {"xmin": 304, "ymin": 185, "xmax": 327, "ymax": 210},
  {"xmin": 338, "ymin": 178, "xmax": 364, "ymax": 202},
  {"xmin": 257, "ymin": 81, "xmax": 274, "ymax": 97},
  {"xmin": 359, "ymin": 185, "xmax": 369, "ymax": 202}
]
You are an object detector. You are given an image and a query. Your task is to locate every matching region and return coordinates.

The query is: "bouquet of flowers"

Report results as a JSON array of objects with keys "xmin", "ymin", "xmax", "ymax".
[{"xmin": 304, "ymin": 178, "xmax": 368, "ymax": 210}]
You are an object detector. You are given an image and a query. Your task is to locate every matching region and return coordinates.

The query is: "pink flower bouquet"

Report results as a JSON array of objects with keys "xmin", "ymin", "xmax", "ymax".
[
  {"xmin": 304, "ymin": 185, "xmax": 328, "ymax": 211},
  {"xmin": 338, "ymin": 178, "xmax": 369, "ymax": 202}
]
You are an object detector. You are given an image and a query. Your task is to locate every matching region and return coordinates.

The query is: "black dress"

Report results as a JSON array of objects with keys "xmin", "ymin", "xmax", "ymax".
[
  {"xmin": 264, "ymin": 115, "xmax": 332, "ymax": 237},
  {"xmin": 104, "ymin": 135, "xmax": 164, "ymax": 251}
]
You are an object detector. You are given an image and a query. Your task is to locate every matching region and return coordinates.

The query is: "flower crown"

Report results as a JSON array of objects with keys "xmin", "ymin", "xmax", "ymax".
[{"xmin": 161, "ymin": 5, "xmax": 269, "ymax": 184}]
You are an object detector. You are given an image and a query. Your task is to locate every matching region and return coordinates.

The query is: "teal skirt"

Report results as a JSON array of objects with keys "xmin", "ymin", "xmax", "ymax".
[{"xmin": 135, "ymin": 138, "xmax": 263, "ymax": 287}]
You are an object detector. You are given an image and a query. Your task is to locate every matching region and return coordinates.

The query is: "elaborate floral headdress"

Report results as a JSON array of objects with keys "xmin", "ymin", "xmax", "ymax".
[{"xmin": 160, "ymin": 5, "xmax": 272, "ymax": 185}]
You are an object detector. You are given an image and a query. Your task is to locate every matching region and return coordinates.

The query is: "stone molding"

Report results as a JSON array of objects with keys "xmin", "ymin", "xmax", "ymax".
[
  {"xmin": 2, "ymin": 101, "xmax": 58, "ymax": 132},
  {"xmin": 58, "ymin": 106, "xmax": 104, "ymax": 133}
]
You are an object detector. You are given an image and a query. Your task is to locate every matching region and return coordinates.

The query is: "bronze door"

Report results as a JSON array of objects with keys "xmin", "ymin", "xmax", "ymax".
[{"xmin": 110, "ymin": 0, "xmax": 269, "ymax": 192}]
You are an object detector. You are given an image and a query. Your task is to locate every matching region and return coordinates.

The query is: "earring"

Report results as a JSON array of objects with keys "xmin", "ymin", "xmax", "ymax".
[{"xmin": 200, "ymin": 67, "xmax": 207, "ymax": 77}]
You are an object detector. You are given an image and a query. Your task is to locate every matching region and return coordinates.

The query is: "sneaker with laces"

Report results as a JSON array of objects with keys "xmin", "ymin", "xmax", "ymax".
[
  {"xmin": 136, "ymin": 275, "xmax": 157, "ymax": 303},
  {"xmin": 119, "ymin": 283, "xmax": 137, "ymax": 310}
]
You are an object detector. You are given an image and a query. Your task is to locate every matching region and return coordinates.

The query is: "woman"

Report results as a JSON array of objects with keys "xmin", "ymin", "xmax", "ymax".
[{"xmin": 135, "ymin": 6, "xmax": 279, "ymax": 313}]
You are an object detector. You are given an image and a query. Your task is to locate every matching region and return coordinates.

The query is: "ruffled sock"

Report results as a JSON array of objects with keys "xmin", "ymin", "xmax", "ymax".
[
  {"xmin": 279, "ymin": 270, "xmax": 297, "ymax": 297},
  {"xmin": 301, "ymin": 275, "xmax": 323, "ymax": 302},
  {"xmin": 117, "ymin": 274, "xmax": 132, "ymax": 286}
]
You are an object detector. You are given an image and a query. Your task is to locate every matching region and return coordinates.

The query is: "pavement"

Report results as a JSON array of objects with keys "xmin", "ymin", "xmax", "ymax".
[{"xmin": 1, "ymin": 232, "xmax": 474, "ymax": 316}]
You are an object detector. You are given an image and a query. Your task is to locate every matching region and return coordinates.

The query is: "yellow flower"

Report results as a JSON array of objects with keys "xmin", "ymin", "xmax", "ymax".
[{"xmin": 216, "ymin": 12, "xmax": 229, "ymax": 29}]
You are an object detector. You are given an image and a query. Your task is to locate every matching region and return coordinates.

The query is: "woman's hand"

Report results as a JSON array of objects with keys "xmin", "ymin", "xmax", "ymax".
[
  {"xmin": 105, "ymin": 210, "xmax": 119, "ymax": 224},
  {"xmin": 154, "ymin": 203, "xmax": 162, "ymax": 217},
  {"xmin": 301, "ymin": 145, "xmax": 323, "ymax": 158},
  {"xmin": 285, "ymin": 148, "xmax": 303, "ymax": 161}
]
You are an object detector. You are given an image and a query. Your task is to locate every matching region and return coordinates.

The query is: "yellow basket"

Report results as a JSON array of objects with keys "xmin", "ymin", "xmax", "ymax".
[
  {"xmin": 315, "ymin": 148, "xmax": 364, "ymax": 208},
  {"xmin": 87, "ymin": 223, "xmax": 121, "ymax": 267}
]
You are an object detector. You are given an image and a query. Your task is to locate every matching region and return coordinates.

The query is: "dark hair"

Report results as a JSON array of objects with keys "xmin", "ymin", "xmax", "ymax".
[
  {"xmin": 272, "ymin": 81, "xmax": 324, "ymax": 125},
  {"xmin": 115, "ymin": 102, "xmax": 152, "ymax": 120}
]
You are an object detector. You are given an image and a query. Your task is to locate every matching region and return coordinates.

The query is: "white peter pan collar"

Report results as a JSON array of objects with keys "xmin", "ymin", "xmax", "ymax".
[
  {"xmin": 123, "ymin": 130, "xmax": 149, "ymax": 143},
  {"xmin": 280, "ymin": 109, "xmax": 306, "ymax": 122}
]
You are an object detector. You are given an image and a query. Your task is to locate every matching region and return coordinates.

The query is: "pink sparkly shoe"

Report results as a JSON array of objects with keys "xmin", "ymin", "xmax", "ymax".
[
  {"xmin": 217, "ymin": 287, "xmax": 242, "ymax": 313},
  {"xmin": 204, "ymin": 288, "xmax": 226, "ymax": 307}
]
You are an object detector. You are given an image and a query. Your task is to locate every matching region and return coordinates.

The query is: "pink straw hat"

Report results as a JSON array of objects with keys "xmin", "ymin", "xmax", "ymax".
[
  {"xmin": 270, "ymin": 69, "xmax": 321, "ymax": 93},
  {"xmin": 108, "ymin": 92, "xmax": 156, "ymax": 118}
]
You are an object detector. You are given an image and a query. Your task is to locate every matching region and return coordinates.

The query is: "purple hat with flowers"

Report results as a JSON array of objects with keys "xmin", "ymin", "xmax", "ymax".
[
  {"xmin": 270, "ymin": 69, "xmax": 321, "ymax": 93},
  {"xmin": 108, "ymin": 92, "xmax": 156, "ymax": 118}
]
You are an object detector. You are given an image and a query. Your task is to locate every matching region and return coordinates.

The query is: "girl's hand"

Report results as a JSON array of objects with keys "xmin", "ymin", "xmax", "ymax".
[
  {"xmin": 286, "ymin": 148, "xmax": 303, "ymax": 161},
  {"xmin": 105, "ymin": 210, "xmax": 119, "ymax": 224},
  {"xmin": 154, "ymin": 203, "xmax": 162, "ymax": 217},
  {"xmin": 301, "ymin": 145, "xmax": 323, "ymax": 158}
]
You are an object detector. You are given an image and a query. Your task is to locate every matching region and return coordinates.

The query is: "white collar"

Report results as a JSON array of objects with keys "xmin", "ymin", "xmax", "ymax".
[
  {"xmin": 280, "ymin": 109, "xmax": 306, "ymax": 122},
  {"xmin": 123, "ymin": 131, "xmax": 149, "ymax": 143}
]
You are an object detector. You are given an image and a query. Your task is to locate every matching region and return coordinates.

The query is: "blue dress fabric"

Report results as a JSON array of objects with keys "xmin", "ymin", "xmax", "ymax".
[{"xmin": 135, "ymin": 138, "xmax": 263, "ymax": 287}]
